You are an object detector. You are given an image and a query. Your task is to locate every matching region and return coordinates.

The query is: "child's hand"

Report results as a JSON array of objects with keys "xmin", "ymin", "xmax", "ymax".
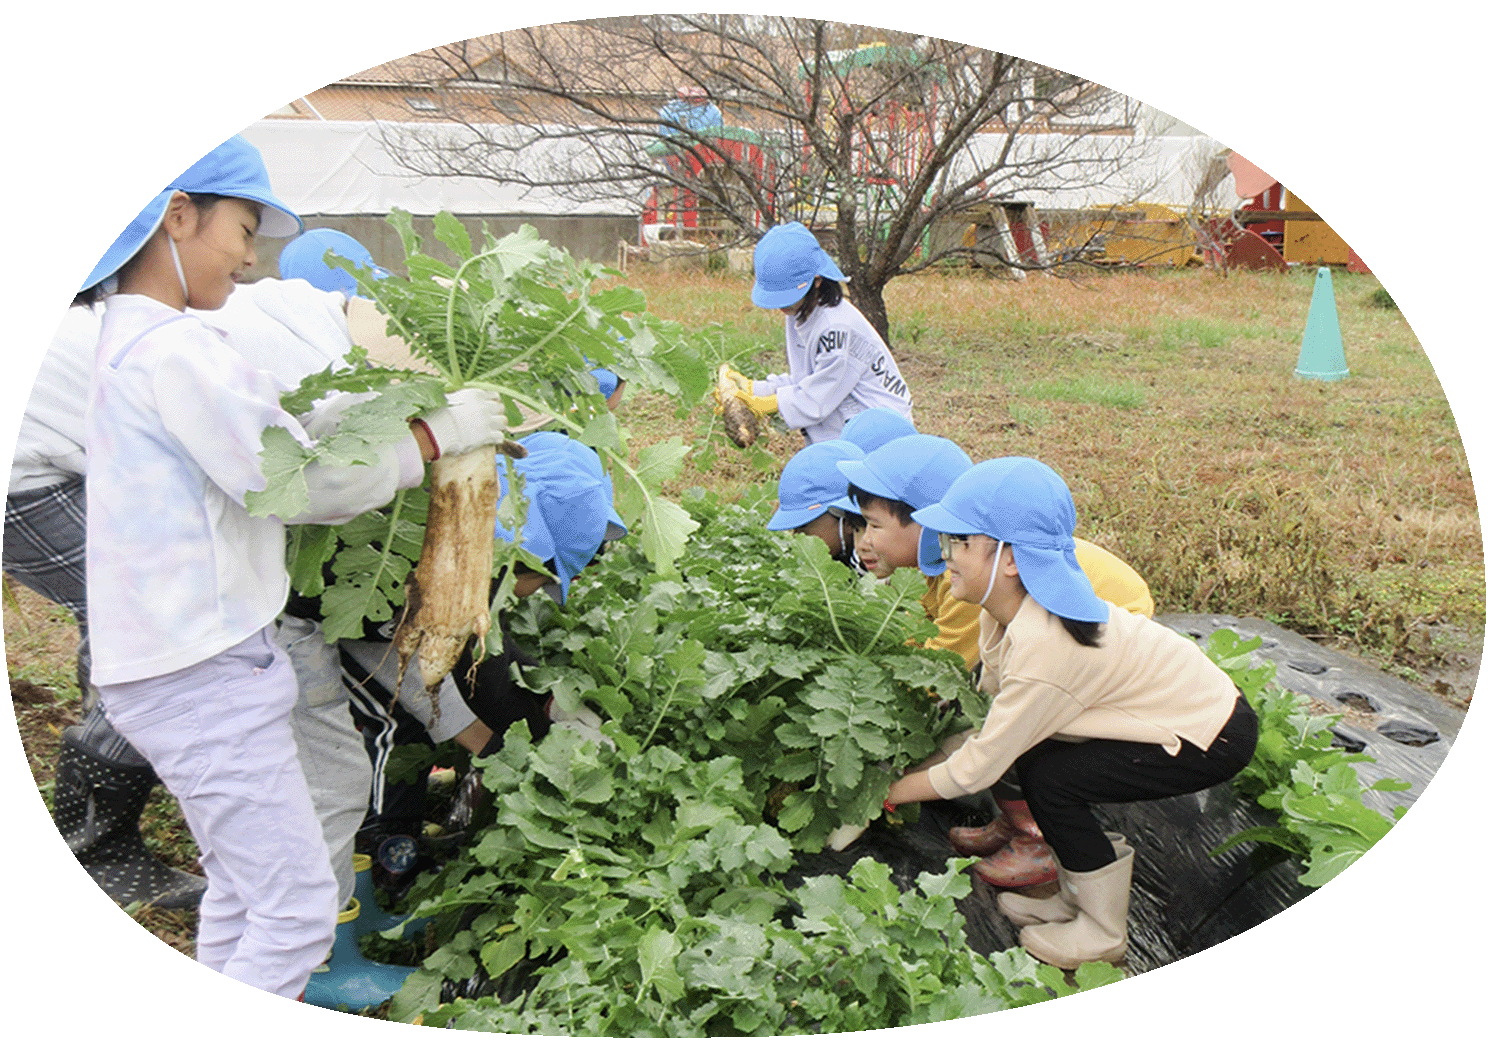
[
  {"xmin": 723, "ymin": 366, "xmax": 754, "ymax": 394},
  {"xmin": 737, "ymin": 388, "xmax": 778, "ymax": 420},
  {"xmin": 416, "ymin": 389, "xmax": 519, "ymax": 460}
]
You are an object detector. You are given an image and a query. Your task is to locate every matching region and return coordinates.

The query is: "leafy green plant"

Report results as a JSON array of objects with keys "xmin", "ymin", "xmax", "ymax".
[
  {"xmin": 247, "ymin": 213, "xmax": 711, "ymax": 642},
  {"xmin": 379, "ymin": 488, "xmax": 1120, "ymax": 1034},
  {"xmin": 1203, "ymin": 628, "xmax": 1410, "ymax": 886}
]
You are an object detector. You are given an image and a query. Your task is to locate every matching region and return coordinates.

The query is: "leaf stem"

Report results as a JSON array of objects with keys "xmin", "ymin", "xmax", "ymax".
[
  {"xmin": 861, "ymin": 581, "xmax": 913, "ymax": 655},
  {"xmin": 804, "ymin": 553, "xmax": 851, "ymax": 653},
  {"xmin": 445, "ymin": 247, "xmax": 513, "ymax": 385},
  {"xmin": 637, "ymin": 676, "xmax": 682, "ymax": 753},
  {"xmin": 472, "ymin": 300, "xmax": 589, "ymax": 386}
]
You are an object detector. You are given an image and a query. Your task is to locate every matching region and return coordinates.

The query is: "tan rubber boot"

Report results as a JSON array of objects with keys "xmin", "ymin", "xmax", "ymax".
[
  {"xmin": 1018, "ymin": 844, "xmax": 1134, "ymax": 968},
  {"xmin": 996, "ymin": 832, "xmax": 1126, "ymax": 927}
]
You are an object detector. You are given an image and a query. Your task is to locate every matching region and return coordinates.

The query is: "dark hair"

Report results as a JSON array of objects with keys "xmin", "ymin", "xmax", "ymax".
[
  {"xmin": 840, "ymin": 509, "xmax": 866, "ymax": 532},
  {"xmin": 846, "ymin": 483, "xmax": 915, "ymax": 526},
  {"xmin": 73, "ymin": 192, "xmax": 231, "ymax": 307},
  {"xmin": 1058, "ymin": 617, "xmax": 1105, "ymax": 648},
  {"xmin": 795, "ymin": 276, "xmax": 843, "ymax": 322}
]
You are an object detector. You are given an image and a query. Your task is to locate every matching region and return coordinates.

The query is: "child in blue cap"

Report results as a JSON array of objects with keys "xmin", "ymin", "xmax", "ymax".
[
  {"xmin": 837, "ymin": 405, "xmax": 917, "ymax": 453},
  {"xmin": 76, "ymin": 135, "xmax": 513, "ymax": 1000},
  {"xmin": 838, "ymin": 433, "xmax": 982, "ymax": 666},
  {"xmin": 840, "ymin": 435, "xmax": 1160, "ymax": 883},
  {"xmin": 883, "ymin": 457, "xmax": 1257, "ymax": 969},
  {"xmin": 724, "ymin": 223, "xmax": 913, "ymax": 443},
  {"xmin": 766, "ymin": 438, "xmax": 863, "ymax": 564}
]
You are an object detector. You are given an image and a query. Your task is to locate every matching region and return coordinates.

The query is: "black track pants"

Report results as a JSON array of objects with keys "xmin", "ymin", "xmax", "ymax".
[{"xmin": 1015, "ymin": 695, "xmax": 1258, "ymax": 872}]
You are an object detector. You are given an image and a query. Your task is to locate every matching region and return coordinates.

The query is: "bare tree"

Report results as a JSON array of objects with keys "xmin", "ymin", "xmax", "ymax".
[{"xmin": 375, "ymin": 15, "xmax": 1157, "ymax": 340}]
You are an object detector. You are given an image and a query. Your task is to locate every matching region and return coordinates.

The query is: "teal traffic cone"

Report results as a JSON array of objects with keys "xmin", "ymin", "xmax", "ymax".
[
  {"xmin": 303, "ymin": 897, "xmax": 417, "ymax": 1013},
  {"xmin": 1294, "ymin": 266, "xmax": 1349, "ymax": 380}
]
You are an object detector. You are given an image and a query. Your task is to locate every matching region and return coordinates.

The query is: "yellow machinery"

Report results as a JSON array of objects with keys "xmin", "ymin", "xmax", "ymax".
[{"xmin": 1279, "ymin": 190, "xmax": 1350, "ymax": 265}]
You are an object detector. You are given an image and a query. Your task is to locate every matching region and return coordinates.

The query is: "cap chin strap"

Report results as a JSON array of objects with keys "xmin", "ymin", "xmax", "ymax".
[
  {"xmin": 167, "ymin": 235, "xmax": 190, "ymax": 304},
  {"xmin": 978, "ymin": 540, "xmax": 1004, "ymax": 607},
  {"xmin": 836, "ymin": 515, "xmax": 845, "ymax": 554}
]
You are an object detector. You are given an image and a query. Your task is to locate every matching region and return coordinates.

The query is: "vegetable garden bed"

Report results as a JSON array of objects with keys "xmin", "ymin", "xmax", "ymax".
[{"xmin": 353, "ymin": 490, "xmax": 1445, "ymax": 1034}]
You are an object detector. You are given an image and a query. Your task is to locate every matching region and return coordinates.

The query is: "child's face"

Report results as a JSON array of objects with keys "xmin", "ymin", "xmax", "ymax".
[
  {"xmin": 943, "ymin": 535, "xmax": 993, "ymax": 603},
  {"xmin": 177, "ymin": 198, "xmax": 260, "ymax": 311},
  {"xmin": 945, "ymin": 535, "xmax": 1023, "ymax": 614},
  {"xmin": 858, "ymin": 502, "xmax": 920, "ymax": 578},
  {"xmin": 793, "ymin": 512, "xmax": 844, "ymax": 557}
]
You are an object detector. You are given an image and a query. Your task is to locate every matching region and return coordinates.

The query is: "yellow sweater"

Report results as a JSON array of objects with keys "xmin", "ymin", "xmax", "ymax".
[
  {"xmin": 925, "ymin": 594, "xmax": 1240, "ymax": 800},
  {"xmin": 921, "ymin": 573, "xmax": 982, "ymax": 669},
  {"xmin": 1074, "ymin": 538, "xmax": 1153, "ymax": 618}
]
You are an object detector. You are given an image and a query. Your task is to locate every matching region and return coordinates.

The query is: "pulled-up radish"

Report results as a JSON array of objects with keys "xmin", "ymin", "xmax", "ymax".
[
  {"xmin": 716, "ymin": 364, "xmax": 761, "ymax": 448},
  {"xmin": 395, "ymin": 440, "xmax": 526, "ymax": 703}
]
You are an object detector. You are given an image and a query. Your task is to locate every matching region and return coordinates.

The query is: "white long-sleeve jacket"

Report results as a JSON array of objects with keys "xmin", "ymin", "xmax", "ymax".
[
  {"xmin": 10, "ymin": 279, "xmax": 352, "ymax": 494},
  {"xmin": 753, "ymin": 299, "xmax": 913, "ymax": 444},
  {"xmin": 84, "ymin": 292, "xmax": 423, "ymax": 685}
]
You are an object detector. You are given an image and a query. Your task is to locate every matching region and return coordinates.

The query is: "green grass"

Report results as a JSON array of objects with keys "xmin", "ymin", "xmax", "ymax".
[{"xmin": 1021, "ymin": 375, "xmax": 1147, "ymax": 409}]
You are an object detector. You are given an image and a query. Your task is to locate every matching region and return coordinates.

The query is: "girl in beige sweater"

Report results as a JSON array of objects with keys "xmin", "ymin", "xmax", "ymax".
[{"xmin": 884, "ymin": 456, "xmax": 1257, "ymax": 969}]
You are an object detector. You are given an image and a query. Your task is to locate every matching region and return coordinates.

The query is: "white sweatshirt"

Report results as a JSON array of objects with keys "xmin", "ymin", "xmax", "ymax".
[
  {"xmin": 84, "ymin": 293, "xmax": 423, "ymax": 686},
  {"xmin": 753, "ymin": 299, "xmax": 913, "ymax": 443},
  {"xmin": 9, "ymin": 280, "xmax": 352, "ymax": 494},
  {"xmin": 9, "ymin": 305, "xmax": 98, "ymax": 492}
]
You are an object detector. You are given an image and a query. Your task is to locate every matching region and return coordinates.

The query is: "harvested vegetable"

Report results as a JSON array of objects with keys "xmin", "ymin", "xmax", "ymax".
[
  {"xmin": 715, "ymin": 363, "xmax": 760, "ymax": 448},
  {"xmin": 395, "ymin": 446, "xmax": 501, "ymax": 690}
]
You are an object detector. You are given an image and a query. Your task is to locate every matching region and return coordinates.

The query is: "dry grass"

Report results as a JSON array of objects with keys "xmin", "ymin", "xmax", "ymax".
[{"xmin": 621, "ymin": 264, "xmax": 1481, "ymax": 695}]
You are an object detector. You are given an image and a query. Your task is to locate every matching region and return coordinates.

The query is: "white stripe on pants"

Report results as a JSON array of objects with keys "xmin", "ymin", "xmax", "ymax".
[{"xmin": 99, "ymin": 628, "xmax": 339, "ymax": 999}]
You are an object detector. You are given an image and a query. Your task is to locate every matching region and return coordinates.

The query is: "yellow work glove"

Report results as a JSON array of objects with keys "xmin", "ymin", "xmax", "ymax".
[
  {"xmin": 724, "ymin": 366, "xmax": 754, "ymax": 395},
  {"xmin": 737, "ymin": 388, "xmax": 778, "ymax": 419}
]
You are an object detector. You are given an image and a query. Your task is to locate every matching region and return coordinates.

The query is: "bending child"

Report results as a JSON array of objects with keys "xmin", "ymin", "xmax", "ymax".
[
  {"xmin": 883, "ymin": 457, "xmax": 1257, "ymax": 968},
  {"xmin": 765, "ymin": 438, "xmax": 864, "ymax": 566},
  {"xmin": 839, "ymin": 433, "xmax": 1159, "ymax": 887}
]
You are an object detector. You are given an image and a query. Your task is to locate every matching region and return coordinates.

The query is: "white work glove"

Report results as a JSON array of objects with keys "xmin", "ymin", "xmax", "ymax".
[{"xmin": 416, "ymin": 388, "xmax": 508, "ymax": 460}]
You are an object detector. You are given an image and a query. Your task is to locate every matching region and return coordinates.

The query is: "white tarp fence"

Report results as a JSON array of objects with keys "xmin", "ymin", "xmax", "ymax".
[
  {"xmin": 241, "ymin": 120, "xmax": 640, "ymax": 217},
  {"xmin": 955, "ymin": 132, "xmax": 1240, "ymax": 212}
]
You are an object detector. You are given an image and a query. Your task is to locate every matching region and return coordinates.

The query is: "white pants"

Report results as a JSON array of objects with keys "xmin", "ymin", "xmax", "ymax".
[
  {"xmin": 99, "ymin": 628, "xmax": 339, "ymax": 999},
  {"xmin": 278, "ymin": 615, "xmax": 372, "ymax": 911}
]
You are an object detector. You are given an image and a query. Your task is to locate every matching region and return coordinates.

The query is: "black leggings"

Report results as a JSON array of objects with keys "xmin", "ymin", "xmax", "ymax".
[{"xmin": 1015, "ymin": 695, "xmax": 1258, "ymax": 872}]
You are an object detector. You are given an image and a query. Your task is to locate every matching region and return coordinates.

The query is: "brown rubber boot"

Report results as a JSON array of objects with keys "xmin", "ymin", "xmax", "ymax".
[
  {"xmin": 947, "ymin": 798, "xmax": 1042, "ymax": 856},
  {"xmin": 971, "ymin": 835, "xmax": 1057, "ymax": 888}
]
